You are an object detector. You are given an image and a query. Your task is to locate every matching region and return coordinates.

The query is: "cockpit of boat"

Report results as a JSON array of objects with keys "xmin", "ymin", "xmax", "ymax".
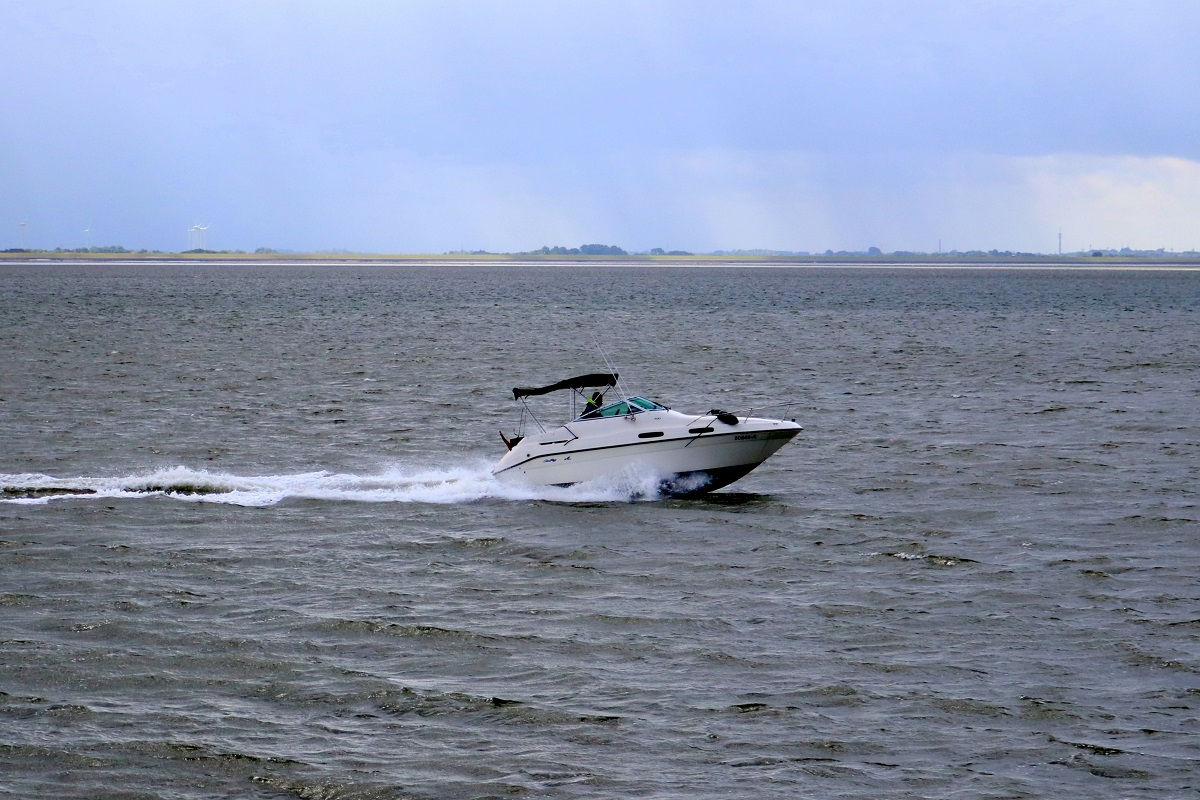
[{"xmin": 577, "ymin": 396, "xmax": 667, "ymax": 420}]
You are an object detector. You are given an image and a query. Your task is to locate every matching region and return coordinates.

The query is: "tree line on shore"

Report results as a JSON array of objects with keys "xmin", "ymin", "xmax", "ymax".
[{"xmin": 5, "ymin": 243, "xmax": 1198, "ymax": 259}]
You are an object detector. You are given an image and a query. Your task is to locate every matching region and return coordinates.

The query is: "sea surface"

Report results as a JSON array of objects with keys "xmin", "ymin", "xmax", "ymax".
[{"xmin": 1, "ymin": 261, "xmax": 1197, "ymax": 799}]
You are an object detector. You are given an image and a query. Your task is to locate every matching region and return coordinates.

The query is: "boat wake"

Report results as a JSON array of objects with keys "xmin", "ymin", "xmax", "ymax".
[{"xmin": 0, "ymin": 462, "xmax": 673, "ymax": 507}]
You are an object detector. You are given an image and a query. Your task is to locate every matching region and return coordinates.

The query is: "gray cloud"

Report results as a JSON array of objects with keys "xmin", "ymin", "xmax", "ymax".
[{"xmin": 3, "ymin": 0, "xmax": 1198, "ymax": 252}]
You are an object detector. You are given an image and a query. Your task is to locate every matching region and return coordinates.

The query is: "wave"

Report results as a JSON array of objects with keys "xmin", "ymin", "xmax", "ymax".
[{"xmin": 0, "ymin": 462, "xmax": 666, "ymax": 507}]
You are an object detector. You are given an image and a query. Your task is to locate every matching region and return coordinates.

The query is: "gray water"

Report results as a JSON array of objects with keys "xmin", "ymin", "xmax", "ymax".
[{"xmin": 1, "ymin": 261, "xmax": 1197, "ymax": 798}]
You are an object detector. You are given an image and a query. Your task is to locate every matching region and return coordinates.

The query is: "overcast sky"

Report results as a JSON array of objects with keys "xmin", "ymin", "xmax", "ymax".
[{"xmin": 3, "ymin": 1, "xmax": 1198, "ymax": 254}]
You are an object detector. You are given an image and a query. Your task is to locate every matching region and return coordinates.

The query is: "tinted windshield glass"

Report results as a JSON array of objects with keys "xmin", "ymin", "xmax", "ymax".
[
  {"xmin": 579, "ymin": 397, "xmax": 665, "ymax": 419},
  {"xmin": 597, "ymin": 401, "xmax": 632, "ymax": 417}
]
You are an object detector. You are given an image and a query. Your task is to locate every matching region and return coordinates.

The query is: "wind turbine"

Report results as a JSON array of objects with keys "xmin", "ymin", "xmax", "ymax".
[
  {"xmin": 187, "ymin": 224, "xmax": 207, "ymax": 251},
  {"xmin": 17, "ymin": 221, "xmax": 28, "ymax": 250},
  {"xmin": 84, "ymin": 225, "xmax": 92, "ymax": 249}
]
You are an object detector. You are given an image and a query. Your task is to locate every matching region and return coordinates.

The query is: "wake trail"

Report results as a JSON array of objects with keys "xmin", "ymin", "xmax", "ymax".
[{"xmin": 0, "ymin": 462, "xmax": 663, "ymax": 506}]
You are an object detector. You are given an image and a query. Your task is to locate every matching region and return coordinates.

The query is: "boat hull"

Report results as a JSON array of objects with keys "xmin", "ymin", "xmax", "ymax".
[{"xmin": 493, "ymin": 410, "xmax": 800, "ymax": 495}]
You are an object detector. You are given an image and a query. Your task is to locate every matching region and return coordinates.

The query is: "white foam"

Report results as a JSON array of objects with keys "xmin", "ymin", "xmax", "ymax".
[{"xmin": 0, "ymin": 461, "xmax": 662, "ymax": 507}]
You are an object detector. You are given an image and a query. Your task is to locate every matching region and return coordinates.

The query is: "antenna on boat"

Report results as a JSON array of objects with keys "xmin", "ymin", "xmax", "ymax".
[{"xmin": 592, "ymin": 338, "xmax": 631, "ymax": 399}]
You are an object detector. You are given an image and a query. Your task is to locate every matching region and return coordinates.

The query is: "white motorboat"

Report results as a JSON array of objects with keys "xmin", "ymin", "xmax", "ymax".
[{"xmin": 492, "ymin": 373, "xmax": 801, "ymax": 495}]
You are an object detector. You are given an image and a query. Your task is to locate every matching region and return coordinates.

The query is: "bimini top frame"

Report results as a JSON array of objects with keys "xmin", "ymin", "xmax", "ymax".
[
  {"xmin": 512, "ymin": 372, "xmax": 618, "ymax": 400},
  {"xmin": 503, "ymin": 373, "xmax": 620, "ymax": 448}
]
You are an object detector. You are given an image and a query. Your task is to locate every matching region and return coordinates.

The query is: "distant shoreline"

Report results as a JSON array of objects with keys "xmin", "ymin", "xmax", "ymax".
[{"xmin": 2, "ymin": 252, "xmax": 1199, "ymax": 270}]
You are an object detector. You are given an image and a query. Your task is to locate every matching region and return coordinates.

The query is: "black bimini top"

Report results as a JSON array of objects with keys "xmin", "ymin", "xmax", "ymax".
[{"xmin": 512, "ymin": 372, "xmax": 618, "ymax": 400}]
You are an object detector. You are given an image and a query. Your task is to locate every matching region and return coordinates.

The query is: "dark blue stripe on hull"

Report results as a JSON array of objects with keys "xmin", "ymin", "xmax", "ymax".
[
  {"xmin": 551, "ymin": 462, "xmax": 762, "ymax": 497},
  {"xmin": 660, "ymin": 463, "xmax": 761, "ymax": 496}
]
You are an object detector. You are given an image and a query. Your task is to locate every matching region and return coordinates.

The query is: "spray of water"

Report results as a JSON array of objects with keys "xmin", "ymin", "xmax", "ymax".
[{"xmin": 0, "ymin": 461, "xmax": 671, "ymax": 507}]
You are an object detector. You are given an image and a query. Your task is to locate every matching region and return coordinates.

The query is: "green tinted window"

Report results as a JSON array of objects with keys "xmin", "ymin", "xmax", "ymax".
[
  {"xmin": 579, "ymin": 397, "xmax": 663, "ymax": 420},
  {"xmin": 599, "ymin": 401, "xmax": 631, "ymax": 417}
]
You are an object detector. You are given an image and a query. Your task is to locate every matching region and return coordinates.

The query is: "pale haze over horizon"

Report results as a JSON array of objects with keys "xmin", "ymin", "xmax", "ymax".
[{"xmin": 3, "ymin": 1, "xmax": 1198, "ymax": 255}]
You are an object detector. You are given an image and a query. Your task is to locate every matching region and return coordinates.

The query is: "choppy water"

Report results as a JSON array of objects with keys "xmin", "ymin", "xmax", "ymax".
[{"xmin": 1, "ymin": 261, "xmax": 1198, "ymax": 798}]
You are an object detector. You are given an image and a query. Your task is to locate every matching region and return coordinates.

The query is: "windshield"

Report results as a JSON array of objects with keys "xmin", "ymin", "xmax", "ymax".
[{"xmin": 578, "ymin": 396, "xmax": 666, "ymax": 420}]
